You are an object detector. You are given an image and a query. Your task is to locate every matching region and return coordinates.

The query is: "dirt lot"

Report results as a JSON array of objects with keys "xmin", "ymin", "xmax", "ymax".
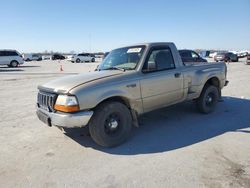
[{"xmin": 0, "ymin": 59, "xmax": 250, "ymax": 188}]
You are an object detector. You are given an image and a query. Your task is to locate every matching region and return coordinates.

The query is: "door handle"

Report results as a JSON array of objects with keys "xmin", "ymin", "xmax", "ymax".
[
  {"xmin": 126, "ymin": 84, "xmax": 137, "ymax": 88},
  {"xmin": 175, "ymin": 73, "xmax": 181, "ymax": 78}
]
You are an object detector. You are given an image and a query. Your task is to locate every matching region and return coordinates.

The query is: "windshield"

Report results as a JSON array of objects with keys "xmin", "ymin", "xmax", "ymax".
[{"xmin": 98, "ymin": 46, "xmax": 145, "ymax": 71}]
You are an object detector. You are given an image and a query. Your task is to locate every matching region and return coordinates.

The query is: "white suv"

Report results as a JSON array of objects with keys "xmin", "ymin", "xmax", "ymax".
[
  {"xmin": 0, "ymin": 50, "xmax": 24, "ymax": 67},
  {"xmin": 69, "ymin": 53, "xmax": 95, "ymax": 63}
]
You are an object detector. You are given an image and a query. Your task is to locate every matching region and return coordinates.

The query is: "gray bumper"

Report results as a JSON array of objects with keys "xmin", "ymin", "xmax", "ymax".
[{"xmin": 36, "ymin": 108, "xmax": 93, "ymax": 128}]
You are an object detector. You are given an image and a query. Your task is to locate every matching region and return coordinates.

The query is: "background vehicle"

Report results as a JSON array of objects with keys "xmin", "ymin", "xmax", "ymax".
[
  {"xmin": 209, "ymin": 52, "xmax": 218, "ymax": 58},
  {"xmin": 199, "ymin": 50, "xmax": 210, "ymax": 58},
  {"xmin": 179, "ymin": 50, "xmax": 207, "ymax": 63},
  {"xmin": 246, "ymin": 54, "xmax": 250, "ymax": 65},
  {"xmin": 69, "ymin": 53, "xmax": 95, "ymax": 63},
  {"xmin": 214, "ymin": 52, "xmax": 238, "ymax": 62},
  {"xmin": 236, "ymin": 51, "xmax": 248, "ymax": 58},
  {"xmin": 37, "ymin": 42, "xmax": 228, "ymax": 147},
  {"xmin": 22, "ymin": 54, "xmax": 42, "ymax": 61},
  {"xmin": 42, "ymin": 55, "xmax": 51, "ymax": 60},
  {"xmin": 0, "ymin": 50, "xmax": 24, "ymax": 67},
  {"xmin": 51, "ymin": 54, "xmax": 65, "ymax": 60}
]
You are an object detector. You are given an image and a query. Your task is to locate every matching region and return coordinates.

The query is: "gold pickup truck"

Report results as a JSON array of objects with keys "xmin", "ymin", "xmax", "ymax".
[{"xmin": 36, "ymin": 42, "xmax": 228, "ymax": 147}]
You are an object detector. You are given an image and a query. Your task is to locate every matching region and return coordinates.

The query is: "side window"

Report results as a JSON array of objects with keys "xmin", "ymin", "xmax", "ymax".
[
  {"xmin": 0, "ymin": 51, "xmax": 4, "ymax": 56},
  {"xmin": 191, "ymin": 52, "xmax": 199, "ymax": 58},
  {"xmin": 4, "ymin": 51, "xmax": 11, "ymax": 56},
  {"xmin": 180, "ymin": 51, "xmax": 192, "ymax": 58},
  {"xmin": 143, "ymin": 48, "xmax": 175, "ymax": 72},
  {"xmin": 6, "ymin": 51, "xmax": 18, "ymax": 56}
]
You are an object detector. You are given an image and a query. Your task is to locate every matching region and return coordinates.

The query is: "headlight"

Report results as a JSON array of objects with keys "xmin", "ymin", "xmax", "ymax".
[{"xmin": 54, "ymin": 95, "xmax": 80, "ymax": 112}]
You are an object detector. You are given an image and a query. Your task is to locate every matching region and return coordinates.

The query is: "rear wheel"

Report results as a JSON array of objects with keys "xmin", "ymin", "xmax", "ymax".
[
  {"xmin": 91, "ymin": 58, "xmax": 95, "ymax": 62},
  {"xmin": 89, "ymin": 102, "xmax": 132, "ymax": 147},
  {"xmin": 10, "ymin": 60, "xmax": 18, "ymax": 67},
  {"xmin": 196, "ymin": 85, "xmax": 219, "ymax": 114}
]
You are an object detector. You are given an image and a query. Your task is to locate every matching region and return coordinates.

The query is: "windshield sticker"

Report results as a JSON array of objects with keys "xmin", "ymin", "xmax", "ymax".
[{"xmin": 127, "ymin": 48, "xmax": 142, "ymax": 53}]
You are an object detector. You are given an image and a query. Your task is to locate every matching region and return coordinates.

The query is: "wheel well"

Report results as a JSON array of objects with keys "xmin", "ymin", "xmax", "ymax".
[
  {"xmin": 203, "ymin": 77, "xmax": 221, "ymax": 98},
  {"xmin": 94, "ymin": 96, "xmax": 140, "ymax": 126},
  {"xmin": 96, "ymin": 96, "xmax": 131, "ymax": 109},
  {"xmin": 205, "ymin": 77, "xmax": 220, "ymax": 88}
]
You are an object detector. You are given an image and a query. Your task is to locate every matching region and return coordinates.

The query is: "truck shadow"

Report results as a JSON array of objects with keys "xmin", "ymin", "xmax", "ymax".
[
  {"xmin": 0, "ymin": 65, "xmax": 40, "ymax": 72},
  {"xmin": 64, "ymin": 96, "xmax": 250, "ymax": 155},
  {"xmin": 0, "ymin": 69, "xmax": 24, "ymax": 72}
]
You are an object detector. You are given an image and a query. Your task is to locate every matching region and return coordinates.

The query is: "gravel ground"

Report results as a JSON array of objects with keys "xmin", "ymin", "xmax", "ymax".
[{"xmin": 0, "ymin": 59, "xmax": 250, "ymax": 188}]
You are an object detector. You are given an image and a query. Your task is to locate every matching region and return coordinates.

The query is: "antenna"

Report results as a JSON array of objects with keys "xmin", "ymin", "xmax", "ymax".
[{"xmin": 89, "ymin": 34, "xmax": 92, "ymax": 53}]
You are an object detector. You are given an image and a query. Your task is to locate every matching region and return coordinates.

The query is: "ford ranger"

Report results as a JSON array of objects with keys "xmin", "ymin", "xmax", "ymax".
[{"xmin": 36, "ymin": 42, "xmax": 228, "ymax": 147}]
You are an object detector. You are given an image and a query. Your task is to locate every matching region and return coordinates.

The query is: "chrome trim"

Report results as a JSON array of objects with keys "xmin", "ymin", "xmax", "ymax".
[{"xmin": 37, "ymin": 91, "xmax": 57, "ymax": 112}]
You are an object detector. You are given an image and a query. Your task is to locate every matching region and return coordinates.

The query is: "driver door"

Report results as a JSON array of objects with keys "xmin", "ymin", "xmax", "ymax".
[{"xmin": 140, "ymin": 47, "xmax": 184, "ymax": 112}]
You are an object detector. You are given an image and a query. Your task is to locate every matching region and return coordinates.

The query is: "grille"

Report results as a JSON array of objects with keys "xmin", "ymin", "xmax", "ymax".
[{"xmin": 37, "ymin": 91, "xmax": 57, "ymax": 112}]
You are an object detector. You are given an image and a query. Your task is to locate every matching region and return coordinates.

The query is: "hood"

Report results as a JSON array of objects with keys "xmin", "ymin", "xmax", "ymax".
[{"xmin": 38, "ymin": 71, "xmax": 123, "ymax": 93}]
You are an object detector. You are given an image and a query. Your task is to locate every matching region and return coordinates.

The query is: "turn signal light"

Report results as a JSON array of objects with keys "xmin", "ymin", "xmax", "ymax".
[{"xmin": 54, "ymin": 104, "xmax": 80, "ymax": 113}]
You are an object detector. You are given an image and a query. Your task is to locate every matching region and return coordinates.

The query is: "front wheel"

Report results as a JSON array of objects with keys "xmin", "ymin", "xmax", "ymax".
[
  {"xmin": 196, "ymin": 85, "xmax": 219, "ymax": 114},
  {"xmin": 10, "ymin": 60, "xmax": 18, "ymax": 67},
  {"xmin": 76, "ymin": 58, "xmax": 81, "ymax": 63},
  {"xmin": 89, "ymin": 102, "xmax": 132, "ymax": 147}
]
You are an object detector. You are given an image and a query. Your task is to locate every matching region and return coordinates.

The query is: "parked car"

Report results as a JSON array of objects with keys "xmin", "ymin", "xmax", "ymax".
[
  {"xmin": 42, "ymin": 55, "xmax": 51, "ymax": 60},
  {"xmin": 22, "ymin": 54, "xmax": 42, "ymax": 61},
  {"xmin": 0, "ymin": 50, "xmax": 24, "ymax": 67},
  {"xmin": 36, "ymin": 42, "xmax": 228, "ymax": 147},
  {"xmin": 51, "ymin": 54, "xmax": 65, "ymax": 60},
  {"xmin": 179, "ymin": 50, "xmax": 207, "ymax": 63},
  {"xmin": 246, "ymin": 54, "xmax": 250, "ymax": 65},
  {"xmin": 199, "ymin": 50, "xmax": 210, "ymax": 58},
  {"xmin": 237, "ymin": 51, "xmax": 248, "ymax": 58},
  {"xmin": 69, "ymin": 53, "xmax": 95, "ymax": 63},
  {"xmin": 214, "ymin": 52, "xmax": 238, "ymax": 62},
  {"xmin": 209, "ymin": 52, "xmax": 218, "ymax": 58}
]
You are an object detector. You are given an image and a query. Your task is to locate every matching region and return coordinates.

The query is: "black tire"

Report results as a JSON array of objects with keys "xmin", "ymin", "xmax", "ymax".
[
  {"xmin": 196, "ymin": 85, "xmax": 219, "ymax": 114},
  {"xmin": 89, "ymin": 102, "xmax": 132, "ymax": 147},
  {"xmin": 91, "ymin": 58, "xmax": 95, "ymax": 62},
  {"xmin": 76, "ymin": 58, "xmax": 80, "ymax": 63},
  {"xmin": 26, "ymin": 58, "xmax": 31, "ymax": 61},
  {"xmin": 10, "ymin": 60, "xmax": 18, "ymax": 67}
]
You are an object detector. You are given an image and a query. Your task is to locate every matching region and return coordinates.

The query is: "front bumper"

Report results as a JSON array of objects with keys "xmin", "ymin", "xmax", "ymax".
[{"xmin": 36, "ymin": 108, "xmax": 93, "ymax": 128}]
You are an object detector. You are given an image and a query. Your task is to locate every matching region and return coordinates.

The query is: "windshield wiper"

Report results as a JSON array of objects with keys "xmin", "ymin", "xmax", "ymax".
[{"xmin": 103, "ymin": 67, "xmax": 126, "ymax": 72}]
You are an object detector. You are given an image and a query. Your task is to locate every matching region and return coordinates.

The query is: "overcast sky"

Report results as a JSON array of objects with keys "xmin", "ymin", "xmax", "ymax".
[{"xmin": 0, "ymin": 0, "xmax": 249, "ymax": 53}]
